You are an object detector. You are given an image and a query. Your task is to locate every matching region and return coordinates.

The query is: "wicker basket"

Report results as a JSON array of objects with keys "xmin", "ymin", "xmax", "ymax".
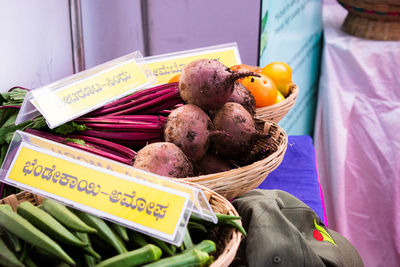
[
  {"xmin": 254, "ymin": 83, "xmax": 299, "ymax": 123},
  {"xmin": 338, "ymin": 0, "xmax": 400, "ymax": 40},
  {"xmin": 0, "ymin": 190, "xmax": 44, "ymax": 211},
  {"xmin": 0, "ymin": 182, "xmax": 242, "ymax": 267},
  {"xmin": 182, "ymin": 120, "xmax": 288, "ymax": 200},
  {"xmin": 181, "ymin": 180, "xmax": 242, "ymax": 267}
]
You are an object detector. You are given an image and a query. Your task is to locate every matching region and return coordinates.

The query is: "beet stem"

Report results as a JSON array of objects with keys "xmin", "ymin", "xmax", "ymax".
[
  {"xmin": 84, "ymin": 122, "xmax": 163, "ymax": 131},
  {"xmin": 66, "ymin": 142, "xmax": 133, "ymax": 165},
  {"xmin": 75, "ymin": 115, "xmax": 166, "ymax": 124},
  {"xmin": 67, "ymin": 134, "xmax": 136, "ymax": 158},
  {"xmin": 108, "ymin": 90, "xmax": 182, "ymax": 116},
  {"xmin": 24, "ymin": 128, "xmax": 135, "ymax": 164},
  {"xmin": 81, "ymin": 129, "xmax": 162, "ymax": 140},
  {"xmin": 0, "ymin": 105, "xmax": 21, "ymax": 109},
  {"xmin": 230, "ymin": 71, "xmax": 260, "ymax": 82},
  {"xmin": 90, "ymin": 83, "xmax": 179, "ymax": 115},
  {"xmin": 90, "ymin": 87, "xmax": 177, "ymax": 116},
  {"xmin": 135, "ymin": 97, "xmax": 183, "ymax": 115}
]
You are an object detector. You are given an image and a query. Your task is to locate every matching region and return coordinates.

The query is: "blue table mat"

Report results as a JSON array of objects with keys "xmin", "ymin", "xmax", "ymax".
[{"xmin": 257, "ymin": 135, "xmax": 326, "ymax": 223}]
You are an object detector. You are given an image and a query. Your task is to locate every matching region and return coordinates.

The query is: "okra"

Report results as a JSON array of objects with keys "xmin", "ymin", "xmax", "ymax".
[
  {"xmin": 18, "ymin": 241, "xmax": 31, "ymax": 263},
  {"xmin": 221, "ymin": 220, "xmax": 247, "ymax": 237},
  {"xmin": 188, "ymin": 221, "xmax": 207, "ymax": 233},
  {"xmin": 74, "ymin": 231, "xmax": 101, "ymax": 260},
  {"xmin": 23, "ymin": 256, "xmax": 38, "ymax": 267},
  {"xmin": 95, "ymin": 244, "xmax": 162, "ymax": 267},
  {"xmin": 191, "ymin": 240, "xmax": 216, "ymax": 254},
  {"xmin": 148, "ymin": 236, "xmax": 176, "ymax": 256},
  {"xmin": 1, "ymin": 228, "xmax": 22, "ymax": 253},
  {"xmin": 0, "ymin": 237, "xmax": 24, "ymax": 267},
  {"xmin": 40, "ymin": 199, "xmax": 97, "ymax": 233},
  {"xmin": 183, "ymin": 228, "xmax": 193, "ymax": 249},
  {"xmin": 17, "ymin": 201, "xmax": 88, "ymax": 247},
  {"xmin": 143, "ymin": 248, "xmax": 210, "ymax": 267},
  {"xmin": 83, "ymin": 253, "xmax": 97, "ymax": 267},
  {"xmin": 190, "ymin": 212, "xmax": 241, "ymax": 224},
  {"xmin": 127, "ymin": 230, "xmax": 148, "ymax": 247},
  {"xmin": 215, "ymin": 212, "xmax": 241, "ymax": 223},
  {"xmin": 109, "ymin": 222, "xmax": 129, "ymax": 242},
  {"xmin": 0, "ymin": 204, "xmax": 75, "ymax": 265},
  {"xmin": 74, "ymin": 209, "xmax": 127, "ymax": 254},
  {"xmin": 55, "ymin": 262, "xmax": 71, "ymax": 267}
]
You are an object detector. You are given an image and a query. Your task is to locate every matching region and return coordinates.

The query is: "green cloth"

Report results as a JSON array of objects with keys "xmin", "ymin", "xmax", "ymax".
[{"xmin": 231, "ymin": 190, "xmax": 363, "ymax": 267}]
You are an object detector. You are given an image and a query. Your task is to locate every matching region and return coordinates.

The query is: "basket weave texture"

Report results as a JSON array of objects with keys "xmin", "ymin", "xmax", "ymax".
[
  {"xmin": 338, "ymin": 0, "xmax": 400, "ymax": 40},
  {"xmin": 182, "ymin": 121, "xmax": 288, "ymax": 200},
  {"xmin": 0, "ymin": 182, "xmax": 242, "ymax": 267},
  {"xmin": 254, "ymin": 83, "xmax": 299, "ymax": 123},
  {"xmin": 0, "ymin": 190, "xmax": 44, "ymax": 211},
  {"xmin": 182, "ymin": 181, "xmax": 242, "ymax": 267}
]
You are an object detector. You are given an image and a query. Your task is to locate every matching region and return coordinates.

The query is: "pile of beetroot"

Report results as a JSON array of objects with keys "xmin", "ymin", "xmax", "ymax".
[
  {"xmin": 12, "ymin": 59, "xmax": 272, "ymax": 179},
  {"xmin": 133, "ymin": 59, "xmax": 271, "ymax": 178}
]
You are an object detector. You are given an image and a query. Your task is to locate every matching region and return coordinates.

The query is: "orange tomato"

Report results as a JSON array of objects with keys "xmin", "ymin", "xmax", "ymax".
[
  {"xmin": 230, "ymin": 64, "xmax": 263, "ymax": 73},
  {"xmin": 254, "ymin": 66, "xmax": 263, "ymax": 74},
  {"xmin": 168, "ymin": 74, "xmax": 180, "ymax": 83},
  {"xmin": 240, "ymin": 74, "xmax": 278, "ymax": 108},
  {"xmin": 262, "ymin": 62, "xmax": 292, "ymax": 97},
  {"xmin": 231, "ymin": 64, "xmax": 263, "ymax": 84},
  {"xmin": 230, "ymin": 64, "xmax": 255, "ymax": 72}
]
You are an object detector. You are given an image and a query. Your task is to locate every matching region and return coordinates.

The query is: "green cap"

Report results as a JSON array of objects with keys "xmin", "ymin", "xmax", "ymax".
[{"xmin": 231, "ymin": 189, "xmax": 364, "ymax": 267}]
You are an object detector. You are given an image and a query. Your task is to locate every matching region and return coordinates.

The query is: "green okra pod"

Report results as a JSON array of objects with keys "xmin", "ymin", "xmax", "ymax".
[
  {"xmin": 73, "ymin": 209, "xmax": 127, "ymax": 254},
  {"xmin": 0, "ymin": 237, "xmax": 24, "ymax": 267},
  {"xmin": 17, "ymin": 201, "xmax": 88, "ymax": 247},
  {"xmin": 0, "ymin": 204, "xmax": 75, "ymax": 265},
  {"xmin": 95, "ymin": 244, "xmax": 162, "ymax": 267},
  {"xmin": 40, "ymin": 199, "xmax": 97, "ymax": 234},
  {"xmin": 143, "ymin": 248, "xmax": 210, "ymax": 267}
]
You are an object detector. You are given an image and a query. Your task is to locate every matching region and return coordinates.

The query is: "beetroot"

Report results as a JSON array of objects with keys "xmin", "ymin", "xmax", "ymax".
[
  {"xmin": 164, "ymin": 104, "xmax": 212, "ymax": 162},
  {"xmin": 179, "ymin": 59, "xmax": 256, "ymax": 111},
  {"xmin": 196, "ymin": 153, "xmax": 232, "ymax": 175},
  {"xmin": 211, "ymin": 102, "xmax": 266, "ymax": 160},
  {"xmin": 227, "ymin": 82, "xmax": 256, "ymax": 116},
  {"xmin": 133, "ymin": 142, "xmax": 193, "ymax": 178}
]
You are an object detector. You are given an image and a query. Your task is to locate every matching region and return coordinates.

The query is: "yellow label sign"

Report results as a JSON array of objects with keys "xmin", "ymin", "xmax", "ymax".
[
  {"xmin": 8, "ymin": 145, "xmax": 188, "ymax": 236},
  {"xmin": 145, "ymin": 48, "xmax": 240, "ymax": 84},
  {"xmin": 33, "ymin": 60, "xmax": 149, "ymax": 128},
  {"xmin": 27, "ymin": 134, "xmax": 197, "ymax": 204}
]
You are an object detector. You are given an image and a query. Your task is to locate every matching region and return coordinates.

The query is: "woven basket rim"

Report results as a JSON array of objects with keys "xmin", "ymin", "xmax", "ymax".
[
  {"xmin": 180, "ymin": 180, "xmax": 242, "ymax": 267},
  {"xmin": 341, "ymin": 6, "xmax": 400, "ymax": 40},
  {"xmin": 338, "ymin": 0, "xmax": 400, "ymax": 18},
  {"xmin": 256, "ymin": 83, "xmax": 299, "ymax": 112},
  {"xmin": 180, "ymin": 120, "xmax": 288, "ymax": 200},
  {"xmin": 184, "ymin": 120, "xmax": 287, "ymax": 180},
  {"xmin": 254, "ymin": 83, "xmax": 299, "ymax": 123}
]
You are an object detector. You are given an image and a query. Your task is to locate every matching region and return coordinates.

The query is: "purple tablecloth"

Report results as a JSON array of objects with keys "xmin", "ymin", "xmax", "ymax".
[{"xmin": 257, "ymin": 135, "xmax": 327, "ymax": 224}]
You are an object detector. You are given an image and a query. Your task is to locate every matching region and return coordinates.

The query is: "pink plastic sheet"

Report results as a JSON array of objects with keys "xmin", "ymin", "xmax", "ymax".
[{"xmin": 314, "ymin": 3, "xmax": 400, "ymax": 266}]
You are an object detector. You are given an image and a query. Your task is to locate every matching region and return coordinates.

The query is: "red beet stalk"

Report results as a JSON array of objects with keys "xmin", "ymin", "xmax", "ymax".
[
  {"xmin": 82, "ymin": 122, "xmax": 163, "ymax": 131},
  {"xmin": 67, "ymin": 134, "xmax": 137, "ymax": 159},
  {"xmin": 75, "ymin": 115, "xmax": 167, "ymax": 124},
  {"xmin": 90, "ymin": 87, "xmax": 177, "ymax": 116},
  {"xmin": 135, "ymin": 97, "xmax": 183, "ymax": 115},
  {"xmin": 107, "ymin": 89, "xmax": 182, "ymax": 116},
  {"xmin": 89, "ymin": 83, "xmax": 181, "ymax": 116},
  {"xmin": 0, "ymin": 105, "xmax": 21, "ymax": 109},
  {"xmin": 113, "ymin": 138, "xmax": 162, "ymax": 146},
  {"xmin": 24, "ymin": 128, "xmax": 135, "ymax": 165},
  {"xmin": 103, "ymin": 83, "xmax": 177, "ymax": 108},
  {"xmin": 80, "ymin": 129, "xmax": 162, "ymax": 141}
]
